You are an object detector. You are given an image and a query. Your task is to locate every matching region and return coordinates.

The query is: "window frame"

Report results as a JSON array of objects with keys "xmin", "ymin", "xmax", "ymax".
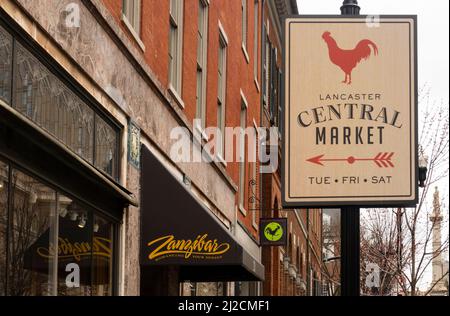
[
  {"xmin": 217, "ymin": 26, "xmax": 228, "ymax": 162},
  {"xmin": 169, "ymin": 0, "xmax": 184, "ymax": 97},
  {"xmin": 121, "ymin": 0, "xmax": 144, "ymax": 50},
  {"xmin": 0, "ymin": 154, "xmax": 120, "ymax": 295},
  {"xmin": 263, "ymin": 30, "xmax": 270, "ymax": 107},
  {"xmin": 238, "ymin": 92, "xmax": 248, "ymax": 215},
  {"xmin": 0, "ymin": 18, "xmax": 122, "ymax": 182},
  {"xmin": 253, "ymin": 0, "xmax": 259, "ymax": 82},
  {"xmin": 241, "ymin": 0, "xmax": 248, "ymax": 49},
  {"xmin": 195, "ymin": 0, "xmax": 209, "ymax": 131}
]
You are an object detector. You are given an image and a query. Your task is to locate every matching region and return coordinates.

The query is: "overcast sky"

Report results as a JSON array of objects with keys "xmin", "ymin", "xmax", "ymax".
[
  {"xmin": 296, "ymin": 0, "xmax": 449, "ymax": 102},
  {"xmin": 295, "ymin": 0, "xmax": 449, "ymax": 292}
]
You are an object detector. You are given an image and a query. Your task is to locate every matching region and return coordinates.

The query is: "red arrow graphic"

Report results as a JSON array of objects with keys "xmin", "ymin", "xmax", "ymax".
[{"xmin": 306, "ymin": 152, "xmax": 395, "ymax": 168}]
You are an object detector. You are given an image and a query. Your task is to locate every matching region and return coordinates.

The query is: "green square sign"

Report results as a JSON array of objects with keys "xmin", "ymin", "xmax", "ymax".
[{"xmin": 260, "ymin": 218, "xmax": 287, "ymax": 246}]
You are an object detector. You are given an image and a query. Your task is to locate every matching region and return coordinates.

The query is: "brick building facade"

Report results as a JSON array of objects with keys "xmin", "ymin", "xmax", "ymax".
[
  {"xmin": 0, "ymin": 0, "xmax": 323, "ymax": 296},
  {"xmin": 260, "ymin": 0, "xmax": 324, "ymax": 296}
]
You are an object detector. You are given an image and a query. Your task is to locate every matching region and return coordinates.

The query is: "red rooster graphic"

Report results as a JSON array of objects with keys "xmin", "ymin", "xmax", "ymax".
[{"xmin": 322, "ymin": 31, "xmax": 378, "ymax": 84}]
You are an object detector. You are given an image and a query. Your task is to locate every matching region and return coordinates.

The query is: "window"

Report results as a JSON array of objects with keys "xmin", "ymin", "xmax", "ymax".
[
  {"xmin": 169, "ymin": 0, "xmax": 184, "ymax": 95},
  {"xmin": 0, "ymin": 161, "xmax": 8, "ymax": 295},
  {"xmin": 8, "ymin": 41, "xmax": 119, "ymax": 180},
  {"xmin": 0, "ymin": 25, "xmax": 12, "ymax": 104},
  {"xmin": 14, "ymin": 42, "xmax": 94, "ymax": 163},
  {"xmin": 0, "ymin": 157, "xmax": 116, "ymax": 296},
  {"xmin": 217, "ymin": 31, "xmax": 227, "ymax": 159},
  {"xmin": 95, "ymin": 118, "xmax": 118, "ymax": 178},
  {"xmin": 0, "ymin": 25, "xmax": 120, "ymax": 181},
  {"xmin": 278, "ymin": 70, "xmax": 283, "ymax": 138},
  {"xmin": 92, "ymin": 214, "xmax": 114, "ymax": 295},
  {"xmin": 241, "ymin": 0, "xmax": 247, "ymax": 50},
  {"xmin": 56, "ymin": 195, "xmax": 93, "ymax": 296},
  {"xmin": 8, "ymin": 168, "xmax": 57, "ymax": 296},
  {"xmin": 269, "ymin": 47, "xmax": 277, "ymax": 121},
  {"xmin": 235, "ymin": 281, "xmax": 258, "ymax": 296},
  {"xmin": 196, "ymin": 0, "xmax": 208, "ymax": 130},
  {"xmin": 122, "ymin": 0, "xmax": 142, "ymax": 40},
  {"xmin": 181, "ymin": 282, "xmax": 227, "ymax": 296},
  {"xmin": 253, "ymin": 0, "xmax": 259, "ymax": 80},
  {"xmin": 239, "ymin": 98, "xmax": 247, "ymax": 211},
  {"xmin": 263, "ymin": 30, "xmax": 270, "ymax": 106}
]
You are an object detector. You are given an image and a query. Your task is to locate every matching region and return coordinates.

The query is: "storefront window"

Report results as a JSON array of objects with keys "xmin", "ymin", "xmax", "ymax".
[
  {"xmin": 0, "ymin": 25, "xmax": 12, "ymax": 104},
  {"xmin": 0, "ymin": 157, "xmax": 117, "ymax": 296},
  {"xmin": 0, "ymin": 161, "xmax": 8, "ymax": 295},
  {"xmin": 92, "ymin": 215, "xmax": 113, "ymax": 296},
  {"xmin": 181, "ymin": 282, "xmax": 228, "ymax": 296},
  {"xmin": 57, "ymin": 196, "xmax": 93, "ymax": 296},
  {"xmin": 8, "ymin": 169, "xmax": 57, "ymax": 296},
  {"xmin": 56, "ymin": 199, "xmax": 114, "ymax": 296},
  {"xmin": 234, "ymin": 281, "xmax": 259, "ymax": 296}
]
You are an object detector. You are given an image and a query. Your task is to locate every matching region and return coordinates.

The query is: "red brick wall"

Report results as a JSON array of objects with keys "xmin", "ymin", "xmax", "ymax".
[
  {"xmin": 100, "ymin": 0, "xmax": 262, "ymax": 240},
  {"xmin": 99, "ymin": 0, "xmax": 322, "ymax": 294},
  {"xmin": 102, "ymin": 0, "xmax": 170, "ymax": 86},
  {"xmin": 259, "ymin": 0, "xmax": 323, "ymax": 296}
]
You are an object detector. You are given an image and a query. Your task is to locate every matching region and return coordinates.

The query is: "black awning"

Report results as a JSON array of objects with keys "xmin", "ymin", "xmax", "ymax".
[
  {"xmin": 140, "ymin": 145, "xmax": 264, "ymax": 282},
  {"xmin": 0, "ymin": 101, "xmax": 137, "ymax": 219}
]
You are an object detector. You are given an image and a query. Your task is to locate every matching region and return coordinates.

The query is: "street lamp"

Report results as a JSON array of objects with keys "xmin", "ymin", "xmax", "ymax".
[
  {"xmin": 418, "ymin": 147, "xmax": 428, "ymax": 188},
  {"xmin": 340, "ymin": 0, "xmax": 360, "ymax": 15}
]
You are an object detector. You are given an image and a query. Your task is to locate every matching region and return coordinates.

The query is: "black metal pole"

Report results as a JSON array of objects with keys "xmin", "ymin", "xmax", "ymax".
[
  {"xmin": 306, "ymin": 208, "xmax": 310, "ymax": 295},
  {"xmin": 340, "ymin": 0, "xmax": 361, "ymax": 297},
  {"xmin": 340, "ymin": 206, "xmax": 360, "ymax": 296},
  {"xmin": 340, "ymin": 0, "xmax": 360, "ymax": 15}
]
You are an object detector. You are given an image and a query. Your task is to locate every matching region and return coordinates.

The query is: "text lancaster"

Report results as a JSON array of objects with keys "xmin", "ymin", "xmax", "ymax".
[{"xmin": 297, "ymin": 103, "xmax": 403, "ymax": 145}]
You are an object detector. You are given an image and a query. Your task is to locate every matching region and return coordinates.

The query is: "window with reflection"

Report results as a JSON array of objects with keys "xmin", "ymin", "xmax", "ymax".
[
  {"xmin": 181, "ymin": 282, "xmax": 228, "ymax": 296},
  {"xmin": 0, "ymin": 156, "xmax": 117, "ymax": 296},
  {"xmin": 0, "ymin": 161, "xmax": 8, "ymax": 295},
  {"xmin": 0, "ymin": 25, "xmax": 119, "ymax": 180},
  {"xmin": 8, "ymin": 169, "xmax": 57, "ymax": 296},
  {"xmin": 56, "ymin": 196, "xmax": 93, "ymax": 296},
  {"xmin": 92, "ymin": 215, "xmax": 113, "ymax": 296},
  {"xmin": 0, "ymin": 25, "xmax": 12, "ymax": 104},
  {"xmin": 14, "ymin": 43, "xmax": 95, "ymax": 164},
  {"xmin": 95, "ymin": 117, "xmax": 117, "ymax": 179},
  {"xmin": 56, "ymin": 199, "xmax": 114, "ymax": 296}
]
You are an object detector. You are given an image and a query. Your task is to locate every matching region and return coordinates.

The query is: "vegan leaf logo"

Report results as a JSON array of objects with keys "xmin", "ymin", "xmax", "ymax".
[
  {"xmin": 322, "ymin": 31, "xmax": 379, "ymax": 84},
  {"xmin": 264, "ymin": 222, "xmax": 283, "ymax": 242}
]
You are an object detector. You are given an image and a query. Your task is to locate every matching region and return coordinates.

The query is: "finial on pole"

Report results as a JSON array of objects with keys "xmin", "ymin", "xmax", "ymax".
[{"xmin": 341, "ymin": 0, "xmax": 360, "ymax": 15}]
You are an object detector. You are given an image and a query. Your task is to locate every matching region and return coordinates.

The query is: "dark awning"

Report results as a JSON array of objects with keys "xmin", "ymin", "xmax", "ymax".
[
  {"xmin": 140, "ymin": 145, "xmax": 264, "ymax": 282},
  {"xmin": 0, "ymin": 100, "xmax": 137, "ymax": 219}
]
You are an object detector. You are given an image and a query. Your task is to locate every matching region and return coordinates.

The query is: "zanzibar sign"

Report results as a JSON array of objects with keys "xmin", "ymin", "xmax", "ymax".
[
  {"xmin": 145, "ymin": 234, "xmax": 231, "ymax": 262},
  {"xmin": 282, "ymin": 16, "xmax": 417, "ymax": 207}
]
